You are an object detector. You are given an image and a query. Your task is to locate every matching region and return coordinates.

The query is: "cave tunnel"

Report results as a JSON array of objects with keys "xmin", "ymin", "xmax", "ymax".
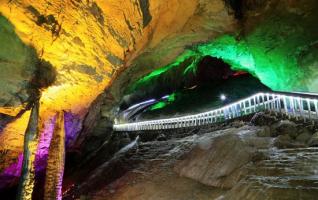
[
  {"xmin": 119, "ymin": 55, "xmax": 271, "ymax": 121},
  {"xmin": 1, "ymin": 0, "xmax": 318, "ymax": 200}
]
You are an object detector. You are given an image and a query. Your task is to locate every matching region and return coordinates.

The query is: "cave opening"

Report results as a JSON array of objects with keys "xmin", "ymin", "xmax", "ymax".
[{"xmin": 119, "ymin": 55, "xmax": 271, "ymax": 121}]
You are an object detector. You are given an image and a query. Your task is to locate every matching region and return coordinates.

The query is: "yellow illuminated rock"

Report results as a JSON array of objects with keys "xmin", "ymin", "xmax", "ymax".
[
  {"xmin": 0, "ymin": 0, "xmax": 237, "ymax": 183},
  {"xmin": 0, "ymin": 110, "xmax": 30, "ymax": 172}
]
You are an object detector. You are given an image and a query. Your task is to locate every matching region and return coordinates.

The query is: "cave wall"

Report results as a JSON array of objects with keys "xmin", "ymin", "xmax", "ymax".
[
  {"xmin": 119, "ymin": 0, "xmax": 318, "ymax": 99},
  {"xmin": 0, "ymin": 0, "xmax": 239, "ymax": 190},
  {"xmin": 0, "ymin": 0, "xmax": 238, "ymax": 113},
  {"xmin": 0, "ymin": 16, "xmax": 36, "ymax": 115},
  {"xmin": 0, "ymin": 0, "xmax": 318, "ymax": 195}
]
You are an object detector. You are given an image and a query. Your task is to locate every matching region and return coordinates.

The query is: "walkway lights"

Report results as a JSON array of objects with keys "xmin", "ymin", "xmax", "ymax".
[{"xmin": 114, "ymin": 92, "xmax": 318, "ymax": 131}]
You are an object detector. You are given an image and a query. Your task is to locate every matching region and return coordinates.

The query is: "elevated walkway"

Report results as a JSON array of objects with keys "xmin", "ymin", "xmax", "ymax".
[{"xmin": 114, "ymin": 92, "xmax": 318, "ymax": 131}]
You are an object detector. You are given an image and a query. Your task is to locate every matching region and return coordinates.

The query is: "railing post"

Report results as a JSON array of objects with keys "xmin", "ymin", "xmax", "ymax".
[
  {"xmin": 283, "ymin": 96, "xmax": 288, "ymax": 114},
  {"xmin": 299, "ymin": 98, "xmax": 303, "ymax": 116},
  {"xmin": 236, "ymin": 104, "xmax": 240, "ymax": 117},
  {"xmin": 266, "ymin": 93, "xmax": 270, "ymax": 111},
  {"xmin": 216, "ymin": 110, "xmax": 219, "ymax": 122},
  {"xmin": 315, "ymin": 100, "xmax": 318, "ymax": 119},
  {"xmin": 248, "ymin": 98, "xmax": 252, "ymax": 113},
  {"xmin": 243, "ymin": 101, "xmax": 247, "ymax": 114},
  {"xmin": 307, "ymin": 99, "xmax": 311, "ymax": 119},
  {"xmin": 256, "ymin": 94, "xmax": 260, "ymax": 112},
  {"xmin": 233, "ymin": 105, "xmax": 236, "ymax": 118},
  {"xmin": 230, "ymin": 106, "xmax": 233, "ymax": 118},
  {"xmin": 295, "ymin": 97, "xmax": 299, "ymax": 115},
  {"xmin": 272, "ymin": 95, "xmax": 276, "ymax": 111},
  {"xmin": 254, "ymin": 96, "xmax": 256, "ymax": 112},
  {"xmin": 227, "ymin": 107, "xmax": 231, "ymax": 119},
  {"xmin": 277, "ymin": 95, "xmax": 282, "ymax": 113},
  {"xmin": 299, "ymin": 98, "xmax": 305, "ymax": 122},
  {"xmin": 289, "ymin": 96, "xmax": 295, "ymax": 117},
  {"xmin": 271, "ymin": 94, "xmax": 275, "ymax": 111}
]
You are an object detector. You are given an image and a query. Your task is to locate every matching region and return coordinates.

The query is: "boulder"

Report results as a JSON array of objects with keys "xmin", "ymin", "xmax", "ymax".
[
  {"xmin": 295, "ymin": 130, "xmax": 312, "ymax": 144},
  {"xmin": 156, "ymin": 133, "xmax": 167, "ymax": 141},
  {"xmin": 250, "ymin": 112, "xmax": 277, "ymax": 126},
  {"xmin": 274, "ymin": 134, "xmax": 292, "ymax": 148},
  {"xmin": 174, "ymin": 127, "xmax": 271, "ymax": 188},
  {"xmin": 274, "ymin": 134, "xmax": 305, "ymax": 149},
  {"xmin": 231, "ymin": 120, "xmax": 245, "ymax": 128},
  {"xmin": 272, "ymin": 120, "xmax": 297, "ymax": 138},
  {"xmin": 256, "ymin": 126, "xmax": 271, "ymax": 137},
  {"xmin": 309, "ymin": 132, "xmax": 318, "ymax": 147}
]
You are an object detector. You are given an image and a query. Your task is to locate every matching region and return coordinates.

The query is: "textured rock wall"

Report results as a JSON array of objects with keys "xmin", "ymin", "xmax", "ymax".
[
  {"xmin": 0, "ymin": 0, "xmax": 238, "ymax": 192},
  {"xmin": 44, "ymin": 112, "xmax": 65, "ymax": 200},
  {"xmin": 110, "ymin": 0, "xmax": 237, "ymax": 100},
  {"xmin": 0, "ymin": 16, "xmax": 37, "ymax": 116},
  {"xmin": 0, "ymin": 0, "xmax": 236, "ymax": 112},
  {"xmin": 1, "ymin": 0, "xmax": 318, "ymax": 195},
  {"xmin": 122, "ymin": 0, "xmax": 318, "ymax": 99}
]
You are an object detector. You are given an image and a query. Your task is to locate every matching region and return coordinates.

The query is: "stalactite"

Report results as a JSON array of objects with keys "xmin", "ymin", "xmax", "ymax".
[
  {"xmin": 44, "ymin": 111, "xmax": 65, "ymax": 200},
  {"xmin": 17, "ymin": 101, "xmax": 40, "ymax": 200}
]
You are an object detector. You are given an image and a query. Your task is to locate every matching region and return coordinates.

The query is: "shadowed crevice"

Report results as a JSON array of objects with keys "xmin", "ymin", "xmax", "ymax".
[{"xmin": 139, "ymin": 0, "xmax": 152, "ymax": 27}]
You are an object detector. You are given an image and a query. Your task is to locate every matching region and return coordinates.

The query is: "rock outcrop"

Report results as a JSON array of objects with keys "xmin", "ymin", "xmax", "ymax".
[
  {"xmin": 76, "ymin": 113, "xmax": 318, "ymax": 200},
  {"xmin": 0, "ymin": 0, "xmax": 238, "ymax": 185},
  {"xmin": 174, "ymin": 126, "xmax": 271, "ymax": 188}
]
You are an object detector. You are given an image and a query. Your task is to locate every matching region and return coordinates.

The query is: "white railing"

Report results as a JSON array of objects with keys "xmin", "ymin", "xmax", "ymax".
[{"xmin": 113, "ymin": 92, "xmax": 318, "ymax": 131}]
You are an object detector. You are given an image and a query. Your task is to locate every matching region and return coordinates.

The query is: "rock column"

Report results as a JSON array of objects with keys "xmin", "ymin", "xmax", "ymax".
[
  {"xmin": 44, "ymin": 111, "xmax": 65, "ymax": 200},
  {"xmin": 17, "ymin": 101, "xmax": 40, "ymax": 200}
]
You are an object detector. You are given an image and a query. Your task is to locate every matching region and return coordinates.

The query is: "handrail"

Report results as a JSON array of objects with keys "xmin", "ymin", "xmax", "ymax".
[{"xmin": 113, "ymin": 92, "xmax": 318, "ymax": 131}]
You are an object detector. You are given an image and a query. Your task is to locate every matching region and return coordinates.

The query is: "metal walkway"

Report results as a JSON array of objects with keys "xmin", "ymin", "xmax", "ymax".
[{"xmin": 113, "ymin": 92, "xmax": 318, "ymax": 131}]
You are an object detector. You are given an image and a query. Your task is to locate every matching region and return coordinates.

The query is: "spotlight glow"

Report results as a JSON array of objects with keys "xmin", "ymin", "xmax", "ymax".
[{"xmin": 220, "ymin": 94, "xmax": 226, "ymax": 101}]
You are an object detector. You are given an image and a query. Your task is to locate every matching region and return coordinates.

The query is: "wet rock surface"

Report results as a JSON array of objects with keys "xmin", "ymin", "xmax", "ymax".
[
  {"xmin": 309, "ymin": 132, "xmax": 318, "ymax": 147},
  {"xmin": 65, "ymin": 112, "xmax": 318, "ymax": 200},
  {"xmin": 174, "ymin": 126, "xmax": 270, "ymax": 189},
  {"xmin": 223, "ymin": 146, "xmax": 318, "ymax": 200}
]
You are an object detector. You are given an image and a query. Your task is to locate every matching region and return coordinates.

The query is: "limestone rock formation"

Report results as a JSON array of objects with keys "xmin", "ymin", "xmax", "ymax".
[
  {"xmin": 174, "ymin": 126, "xmax": 271, "ymax": 188},
  {"xmin": 0, "ymin": 16, "xmax": 37, "ymax": 115},
  {"xmin": 309, "ymin": 132, "xmax": 318, "ymax": 147},
  {"xmin": 0, "ymin": 2, "xmax": 240, "ymax": 193},
  {"xmin": 79, "ymin": 115, "xmax": 318, "ymax": 200},
  {"xmin": 44, "ymin": 112, "xmax": 65, "ymax": 200},
  {"xmin": 1, "ymin": 0, "xmax": 318, "ymax": 198}
]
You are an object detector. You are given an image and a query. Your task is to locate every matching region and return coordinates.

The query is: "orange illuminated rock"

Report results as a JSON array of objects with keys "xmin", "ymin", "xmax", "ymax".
[
  {"xmin": 0, "ymin": 2, "xmax": 241, "ymax": 195},
  {"xmin": 0, "ymin": 0, "xmax": 236, "ymax": 158}
]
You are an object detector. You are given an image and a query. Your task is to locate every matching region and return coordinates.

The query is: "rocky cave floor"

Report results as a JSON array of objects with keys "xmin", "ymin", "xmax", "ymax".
[{"xmin": 73, "ymin": 112, "xmax": 318, "ymax": 200}]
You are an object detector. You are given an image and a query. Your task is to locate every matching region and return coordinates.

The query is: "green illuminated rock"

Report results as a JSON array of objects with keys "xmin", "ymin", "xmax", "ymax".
[{"xmin": 130, "ymin": 0, "xmax": 318, "ymax": 93}]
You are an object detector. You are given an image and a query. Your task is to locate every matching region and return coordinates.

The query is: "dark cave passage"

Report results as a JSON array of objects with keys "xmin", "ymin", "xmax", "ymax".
[{"xmin": 119, "ymin": 55, "xmax": 271, "ymax": 121}]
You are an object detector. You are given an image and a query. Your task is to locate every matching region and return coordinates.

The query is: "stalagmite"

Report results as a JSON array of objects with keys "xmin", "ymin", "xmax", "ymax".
[
  {"xmin": 17, "ymin": 101, "xmax": 40, "ymax": 200},
  {"xmin": 44, "ymin": 112, "xmax": 65, "ymax": 200}
]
